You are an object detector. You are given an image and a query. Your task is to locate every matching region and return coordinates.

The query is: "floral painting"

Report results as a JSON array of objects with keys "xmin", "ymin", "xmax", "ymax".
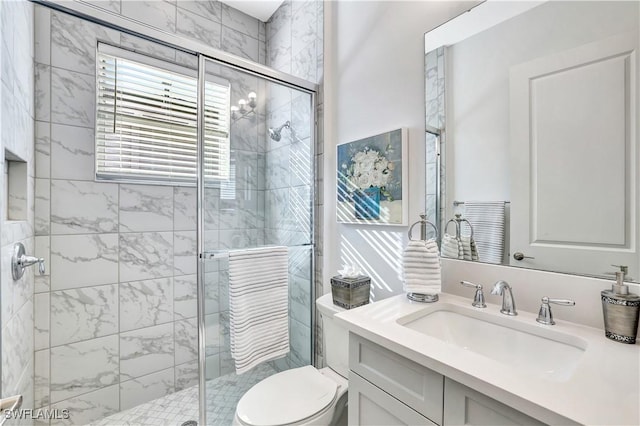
[{"xmin": 337, "ymin": 128, "xmax": 408, "ymax": 225}]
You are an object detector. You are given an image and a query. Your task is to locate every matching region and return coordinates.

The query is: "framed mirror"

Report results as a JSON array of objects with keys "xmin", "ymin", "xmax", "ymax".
[{"xmin": 425, "ymin": 1, "xmax": 640, "ymax": 281}]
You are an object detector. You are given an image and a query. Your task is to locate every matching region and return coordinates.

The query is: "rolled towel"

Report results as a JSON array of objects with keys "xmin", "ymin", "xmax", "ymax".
[{"xmin": 402, "ymin": 239, "xmax": 441, "ymax": 296}]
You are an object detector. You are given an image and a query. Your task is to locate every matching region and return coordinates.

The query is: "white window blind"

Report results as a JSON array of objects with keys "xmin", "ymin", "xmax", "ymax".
[{"xmin": 96, "ymin": 44, "xmax": 230, "ymax": 185}]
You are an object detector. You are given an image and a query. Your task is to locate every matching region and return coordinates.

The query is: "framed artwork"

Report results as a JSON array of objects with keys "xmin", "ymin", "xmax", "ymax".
[{"xmin": 337, "ymin": 128, "xmax": 408, "ymax": 225}]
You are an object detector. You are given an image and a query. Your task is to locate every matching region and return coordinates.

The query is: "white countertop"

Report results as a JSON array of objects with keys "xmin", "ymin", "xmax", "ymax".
[{"xmin": 334, "ymin": 292, "xmax": 640, "ymax": 425}]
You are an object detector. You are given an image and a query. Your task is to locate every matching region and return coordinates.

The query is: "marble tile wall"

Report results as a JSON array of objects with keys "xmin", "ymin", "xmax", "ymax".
[
  {"xmin": 425, "ymin": 47, "xmax": 446, "ymax": 232},
  {"xmin": 32, "ymin": 3, "xmax": 272, "ymax": 424},
  {"xmin": 0, "ymin": 0, "xmax": 36, "ymax": 418},
  {"xmin": 265, "ymin": 0, "xmax": 324, "ymax": 368}
]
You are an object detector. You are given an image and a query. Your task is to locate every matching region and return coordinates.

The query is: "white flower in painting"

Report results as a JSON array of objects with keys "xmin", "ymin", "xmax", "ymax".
[{"xmin": 347, "ymin": 147, "xmax": 395, "ymax": 195}]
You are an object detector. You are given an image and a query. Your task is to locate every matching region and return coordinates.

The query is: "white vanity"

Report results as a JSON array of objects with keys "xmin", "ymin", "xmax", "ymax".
[{"xmin": 335, "ymin": 293, "xmax": 640, "ymax": 425}]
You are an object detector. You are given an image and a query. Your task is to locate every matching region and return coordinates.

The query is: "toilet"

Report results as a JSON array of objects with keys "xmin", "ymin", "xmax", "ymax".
[{"xmin": 233, "ymin": 293, "xmax": 349, "ymax": 426}]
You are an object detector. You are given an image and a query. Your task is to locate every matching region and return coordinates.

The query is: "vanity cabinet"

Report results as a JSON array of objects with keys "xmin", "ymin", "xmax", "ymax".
[{"xmin": 348, "ymin": 334, "xmax": 546, "ymax": 426}]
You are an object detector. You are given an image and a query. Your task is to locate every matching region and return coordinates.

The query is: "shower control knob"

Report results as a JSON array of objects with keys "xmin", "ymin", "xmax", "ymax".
[{"xmin": 513, "ymin": 252, "xmax": 535, "ymax": 261}]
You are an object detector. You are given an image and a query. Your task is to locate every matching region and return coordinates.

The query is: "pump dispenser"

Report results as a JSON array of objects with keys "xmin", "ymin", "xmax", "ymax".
[{"xmin": 601, "ymin": 265, "xmax": 640, "ymax": 344}]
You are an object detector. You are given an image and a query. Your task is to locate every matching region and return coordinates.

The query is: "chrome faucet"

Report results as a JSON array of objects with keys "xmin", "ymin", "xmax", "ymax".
[{"xmin": 491, "ymin": 280, "xmax": 517, "ymax": 316}]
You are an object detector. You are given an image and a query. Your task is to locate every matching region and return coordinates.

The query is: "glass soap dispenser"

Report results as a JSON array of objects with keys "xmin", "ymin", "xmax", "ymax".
[{"xmin": 601, "ymin": 265, "xmax": 640, "ymax": 344}]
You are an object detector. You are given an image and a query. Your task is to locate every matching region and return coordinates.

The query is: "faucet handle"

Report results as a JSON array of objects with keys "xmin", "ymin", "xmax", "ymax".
[
  {"xmin": 460, "ymin": 281, "xmax": 487, "ymax": 308},
  {"xmin": 536, "ymin": 296, "xmax": 575, "ymax": 325}
]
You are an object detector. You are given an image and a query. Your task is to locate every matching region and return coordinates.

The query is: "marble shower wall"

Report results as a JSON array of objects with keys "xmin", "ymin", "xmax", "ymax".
[
  {"xmin": 265, "ymin": 0, "xmax": 324, "ymax": 367},
  {"xmin": 1, "ymin": 0, "xmax": 36, "ymax": 417},
  {"xmin": 32, "ymin": 3, "xmax": 269, "ymax": 424},
  {"xmin": 425, "ymin": 47, "xmax": 446, "ymax": 232}
]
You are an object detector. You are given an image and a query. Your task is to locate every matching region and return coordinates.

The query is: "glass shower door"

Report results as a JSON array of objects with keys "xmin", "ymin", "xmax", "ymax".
[{"xmin": 198, "ymin": 56, "xmax": 315, "ymax": 425}]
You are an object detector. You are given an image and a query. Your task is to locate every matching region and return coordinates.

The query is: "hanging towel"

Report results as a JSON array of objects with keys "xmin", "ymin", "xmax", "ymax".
[
  {"xmin": 229, "ymin": 246, "xmax": 289, "ymax": 374},
  {"xmin": 402, "ymin": 240, "xmax": 442, "ymax": 295},
  {"xmin": 460, "ymin": 236, "xmax": 472, "ymax": 261},
  {"xmin": 464, "ymin": 201, "xmax": 505, "ymax": 264},
  {"xmin": 441, "ymin": 233, "xmax": 463, "ymax": 259}
]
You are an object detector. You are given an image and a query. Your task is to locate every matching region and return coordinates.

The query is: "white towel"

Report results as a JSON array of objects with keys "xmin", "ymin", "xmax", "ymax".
[
  {"xmin": 229, "ymin": 246, "xmax": 289, "ymax": 374},
  {"xmin": 464, "ymin": 201, "xmax": 505, "ymax": 264},
  {"xmin": 402, "ymin": 240, "xmax": 441, "ymax": 296},
  {"xmin": 441, "ymin": 234, "xmax": 463, "ymax": 259}
]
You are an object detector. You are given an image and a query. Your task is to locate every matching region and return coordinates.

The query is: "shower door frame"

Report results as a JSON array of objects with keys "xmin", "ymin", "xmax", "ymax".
[{"xmin": 30, "ymin": 2, "xmax": 319, "ymax": 425}]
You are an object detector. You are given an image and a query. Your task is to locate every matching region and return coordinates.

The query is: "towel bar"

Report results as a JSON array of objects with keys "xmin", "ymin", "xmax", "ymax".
[
  {"xmin": 453, "ymin": 200, "xmax": 510, "ymax": 206},
  {"xmin": 201, "ymin": 243, "xmax": 312, "ymax": 259}
]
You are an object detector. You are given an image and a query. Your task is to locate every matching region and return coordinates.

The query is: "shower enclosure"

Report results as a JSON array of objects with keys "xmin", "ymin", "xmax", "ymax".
[{"xmin": 31, "ymin": 2, "xmax": 316, "ymax": 425}]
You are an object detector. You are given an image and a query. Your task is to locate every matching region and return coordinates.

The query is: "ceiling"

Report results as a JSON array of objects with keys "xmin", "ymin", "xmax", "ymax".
[{"xmin": 219, "ymin": 0, "xmax": 285, "ymax": 22}]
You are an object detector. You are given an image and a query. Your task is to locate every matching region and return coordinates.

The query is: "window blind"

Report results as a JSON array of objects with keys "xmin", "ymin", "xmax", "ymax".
[{"xmin": 96, "ymin": 44, "xmax": 230, "ymax": 185}]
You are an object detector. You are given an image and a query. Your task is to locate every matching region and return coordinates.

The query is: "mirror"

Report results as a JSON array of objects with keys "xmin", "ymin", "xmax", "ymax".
[{"xmin": 425, "ymin": 1, "xmax": 640, "ymax": 282}]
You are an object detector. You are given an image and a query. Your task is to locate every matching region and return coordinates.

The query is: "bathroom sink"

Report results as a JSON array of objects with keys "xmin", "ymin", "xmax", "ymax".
[{"xmin": 397, "ymin": 305, "xmax": 587, "ymax": 382}]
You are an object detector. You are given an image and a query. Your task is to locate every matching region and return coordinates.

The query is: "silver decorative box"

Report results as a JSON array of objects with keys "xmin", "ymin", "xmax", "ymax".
[{"xmin": 330, "ymin": 275, "xmax": 371, "ymax": 309}]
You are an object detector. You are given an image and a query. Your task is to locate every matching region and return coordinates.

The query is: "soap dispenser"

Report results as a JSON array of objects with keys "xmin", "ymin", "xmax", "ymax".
[{"xmin": 601, "ymin": 265, "xmax": 640, "ymax": 344}]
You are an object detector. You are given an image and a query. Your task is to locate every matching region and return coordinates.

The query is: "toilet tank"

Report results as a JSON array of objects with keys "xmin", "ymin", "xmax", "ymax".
[{"xmin": 316, "ymin": 293, "xmax": 349, "ymax": 378}]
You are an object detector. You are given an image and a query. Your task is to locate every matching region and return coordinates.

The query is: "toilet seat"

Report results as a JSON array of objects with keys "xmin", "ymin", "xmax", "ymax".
[{"xmin": 235, "ymin": 366, "xmax": 338, "ymax": 426}]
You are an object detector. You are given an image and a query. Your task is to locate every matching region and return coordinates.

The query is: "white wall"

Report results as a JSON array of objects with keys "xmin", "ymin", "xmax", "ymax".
[{"xmin": 324, "ymin": 1, "xmax": 478, "ymax": 300}]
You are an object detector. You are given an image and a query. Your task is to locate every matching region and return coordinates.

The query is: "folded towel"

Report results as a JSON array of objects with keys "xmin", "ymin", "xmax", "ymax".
[
  {"xmin": 402, "ymin": 240, "xmax": 441, "ymax": 296},
  {"xmin": 441, "ymin": 234, "xmax": 462, "ymax": 259},
  {"xmin": 464, "ymin": 201, "xmax": 505, "ymax": 264},
  {"xmin": 229, "ymin": 246, "xmax": 289, "ymax": 374}
]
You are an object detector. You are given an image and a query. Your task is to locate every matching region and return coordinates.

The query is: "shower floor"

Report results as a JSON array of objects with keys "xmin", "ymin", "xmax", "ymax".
[{"xmin": 92, "ymin": 363, "xmax": 278, "ymax": 426}]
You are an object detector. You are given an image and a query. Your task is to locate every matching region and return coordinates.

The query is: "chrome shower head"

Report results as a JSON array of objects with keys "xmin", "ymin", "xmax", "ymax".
[{"xmin": 268, "ymin": 121, "xmax": 291, "ymax": 142}]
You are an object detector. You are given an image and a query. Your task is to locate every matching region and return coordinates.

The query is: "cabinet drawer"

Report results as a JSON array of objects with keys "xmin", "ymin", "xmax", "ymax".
[
  {"xmin": 444, "ymin": 378, "xmax": 546, "ymax": 426},
  {"xmin": 349, "ymin": 371, "xmax": 437, "ymax": 426},
  {"xmin": 349, "ymin": 333, "xmax": 444, "ymax": 424}
]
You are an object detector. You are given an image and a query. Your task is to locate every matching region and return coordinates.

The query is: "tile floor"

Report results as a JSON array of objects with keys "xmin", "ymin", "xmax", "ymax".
[{"xmin": 92, "ymin": 364, "xmax": 278, "ymax": 425}]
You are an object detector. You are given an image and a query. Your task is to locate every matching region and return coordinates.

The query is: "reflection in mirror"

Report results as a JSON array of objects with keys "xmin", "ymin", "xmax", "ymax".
[{"xmin": 425, "ymin": 1, "xmax": 640, "ymax": 281}]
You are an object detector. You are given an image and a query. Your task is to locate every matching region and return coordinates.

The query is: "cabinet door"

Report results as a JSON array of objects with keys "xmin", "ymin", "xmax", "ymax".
[
  {"xmin": 443, "ymin": 378, "xmax": 545, "ymax": 426},
  {"xmin": 349, "ymin": 372, "xmax": 436, "ymax": 426}
]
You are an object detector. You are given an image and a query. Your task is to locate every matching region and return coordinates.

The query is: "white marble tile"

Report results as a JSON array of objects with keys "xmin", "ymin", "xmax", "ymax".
[
  {"xmin": 35, "ymin": 64, "xmax": 51, "ymax": 122},
  {"xmin": 119, "ymin": 368, "xmax": 175, "ymax": 411},
  {"xmin": 218, "ymin": 228, "xmax": 259, "ymax": 250},
  {"xmin": 50, "ymin": 123, "xmax": 94, "ymax": 181},
  {"xmin": 175, "ymin": 361, "xmax": 198, "ymax": 391},
  {"xmin": 51, "ymin": 11, "xmax": 119, "ymax": 75},
  {"xmin": 221, "ymin": 26, "xmax": 259, "ymax": 62},
  {"xmin": 34, "ymin": 292, "xmax": 50, "ymax": 351},
  {"xmin": 221, "ymin": 3, "xmax": 259, "ymax": 39},
  {"xmin": 177, "ymin": 7, "xmax": 221, "ymax": 48},
  {"xmin": 121, "ymin": 0, "xmax": 176, "ymax": 33},
  {"xmin": 35, "ymin": 121, "xmax": 50, "ymax": 179},
  {"xmin": 120, "ymin": 323, "xmax": 174, "ymax": 381},
  {"xmin": 83, "ymin": 0, "xmax": 121, "ymax": 14},
  {"xmin": 119, "ymin": 232, "xmax": 173, "ymax": 282},
  {"xmin": 174, "ymin": 274, "xmax": 197, "ymax": 320},
  {"xmin": 174, "ymin": 187, "xmax": 196, "ymax": 231},
  {"xmin": 289, "ymin": 318, "xmax": 311, "ymax": 367},
  {"xmin": 219, "ymin": 189, "xmax": 261, "ymax": 230},
  {"xmin": 120, "ymin": 277, "xmax": 173, "ymax": 332},
  {"xmin": 266, "ymin": 0, "xmax": 290, "ymax": 40},
  {"xmin": 50, "ymin": 234, "xmax": 119, "ymax": 290},
  {"xmin": 267, "ymin": 20, "xmax": 292, "ymax": 73},
  {"xmin": 120, "ymin": 33, "xmax": 177, "ymax": 63},
  {"xmin": 174, "ymin": 230, "xmax": 196, "ymax": 276},
  {"xmin": 205, "ymin": 313, "xmax": 221, "ymax": 356},
  {"xmin": 291, "ymin": 0, "xmax": 316, "ymax": 57},
  {"xmin": 119, "ymin": 184, "xmax": 174, "ymax": 232},
  {"xmin": 292, "ymin": 40, "xmax": 316, "ymax": 83},
  {"xmin": 35, "ymin": 5, "xmax": 51, "ymax": 64},
  {"xmin": 50, "ymin": 384, "xmax": 119, "ymax": 426},
  {"xmin": 2, "ymin": 300, "xmax": 34, "ymax": 396},
  {"xmin": 51, "ymin": 180, "xmax": 119, "ymax": 235},
  {"xmin": 205, "ymin": 353, "xmax": 221, "ymax": 380},
  {"xmin": 177, "ymin": 0, "xmax": 221, "ymax": 23},
  {"xmin": 51, "ymin": 284, "xmax": 118, "ymax": 346},
  {"xmin": 204, "ymin": 187, "xmax": 220, "ymax": 231},
  {"xmin": 35, "ymin": 349, "xmax": 50, "ymax": 408},
  {"xmin": 50, "ymin": 335, "xmax": 119, "ymax": 403},
  {"xmin": 175, "ymin": 317, "xmax": 198, "ymax": 364},
  {"xmin": 35, "ymin": 178, "xmax": 50, "ymax": 236},
  {"xmin": 51, "ymin": 67, "xmax": 94, "ymax": 128},
  {"xmin": 35, "ymin": 236, "xmax": 51, "ymax": 293},
  {"xmin": 233, "ymin": 150, "xmax": 259, "ymax": 190}
]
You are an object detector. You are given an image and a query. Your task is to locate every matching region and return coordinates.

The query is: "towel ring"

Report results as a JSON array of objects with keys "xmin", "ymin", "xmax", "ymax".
[
  {"xmin": 444, "ymin": 218, "xmax": 460, "ymax": 238},
  {"xmin": 454, "ymin": 214, "xmax": 474, "ymax": 239},
  {"xmin": 408, "ymin": 214, "xmax": 438, "ymax": 241}
]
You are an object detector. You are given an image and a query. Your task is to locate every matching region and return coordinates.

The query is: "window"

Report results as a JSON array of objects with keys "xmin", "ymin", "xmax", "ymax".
[{"xmin": 96, "ymin": 44, "xmax": 230, "ymax": 185}]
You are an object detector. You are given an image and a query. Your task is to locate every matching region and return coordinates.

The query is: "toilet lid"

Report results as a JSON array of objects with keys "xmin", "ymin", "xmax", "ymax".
[{"xmin": 236, "ymin": 365, "xmax": 338, "ymax": 426}]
